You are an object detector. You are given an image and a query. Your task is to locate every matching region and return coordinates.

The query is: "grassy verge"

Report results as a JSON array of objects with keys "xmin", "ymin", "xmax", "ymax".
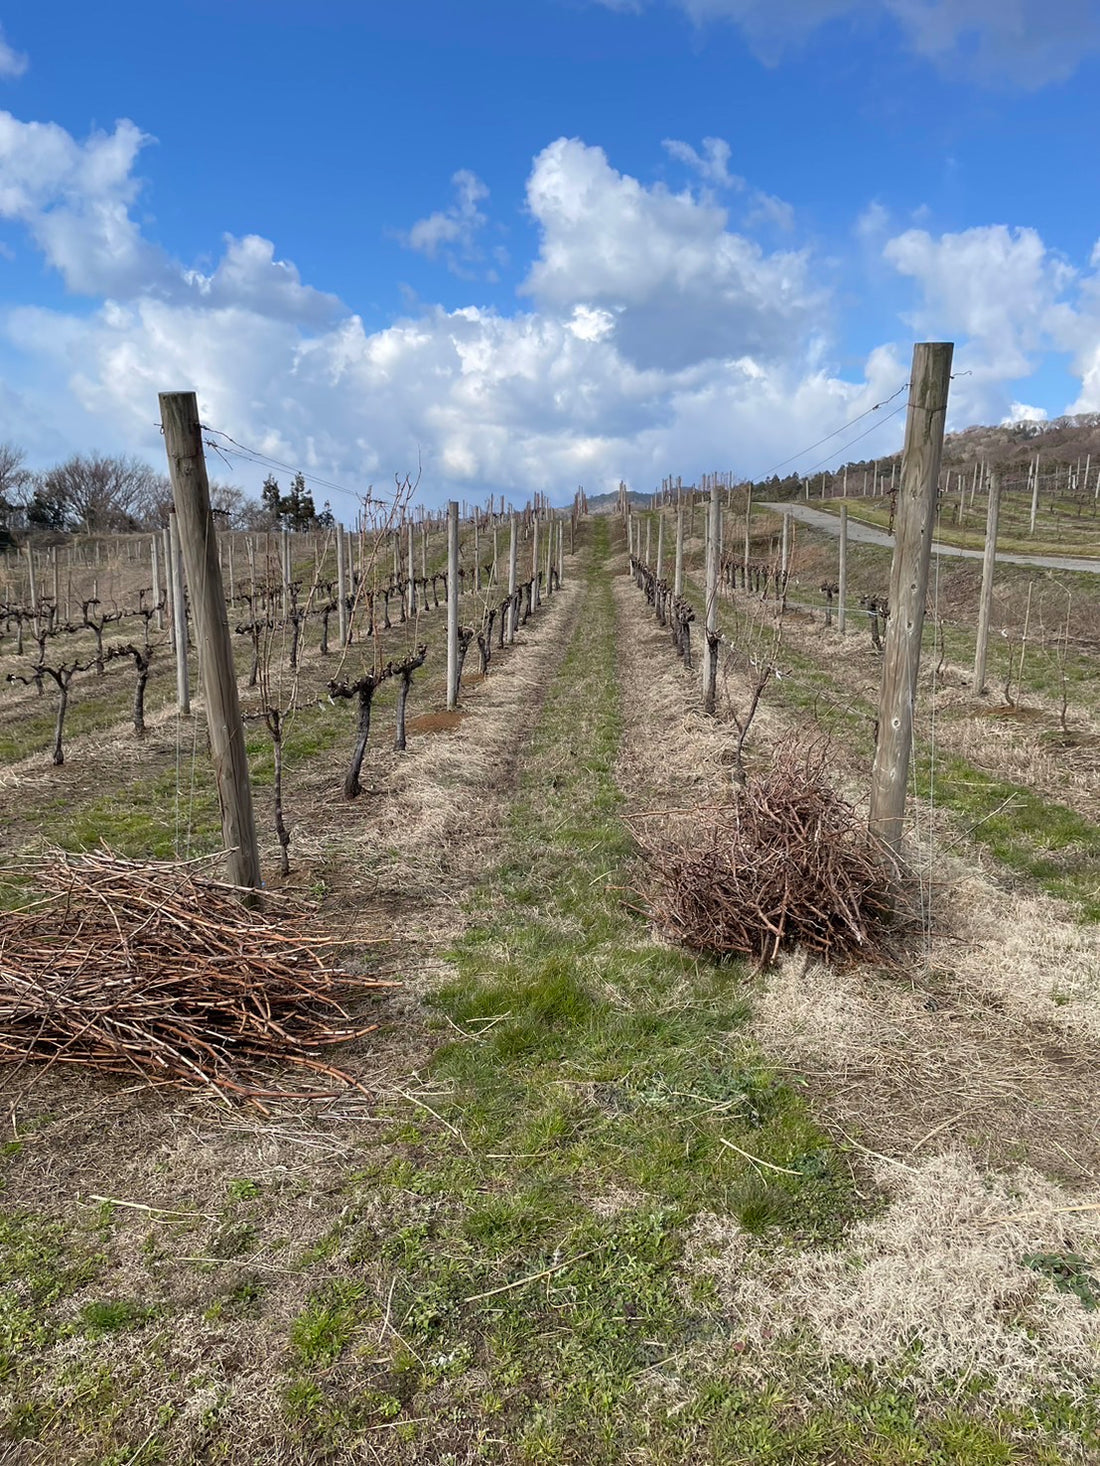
[{"xmin": 809, "ymin": 496, "xmax": 1100, "ymax": 559}]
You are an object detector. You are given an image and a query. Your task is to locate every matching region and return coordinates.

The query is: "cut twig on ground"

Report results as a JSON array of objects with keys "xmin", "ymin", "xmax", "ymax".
[
  {"xmin": 632, "ymin": 741, "xmax": 907, "ymax": 969},
  {"xmin": 0, "ymin": 848, "xmax": 393, "ymax": 1105}
]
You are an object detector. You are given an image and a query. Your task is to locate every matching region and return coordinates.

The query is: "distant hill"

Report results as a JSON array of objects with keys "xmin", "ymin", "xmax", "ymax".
[
  {"xmin": 584, "ymin": 488, "xmax": 652, "ymax": 514},
  {"xmin": 583, "ymin": 413, "xmax": 1100, "ymax": 511},
  {"xmin": 938, "ymin": 414, "xmax": 1100, "ymax": 476}
]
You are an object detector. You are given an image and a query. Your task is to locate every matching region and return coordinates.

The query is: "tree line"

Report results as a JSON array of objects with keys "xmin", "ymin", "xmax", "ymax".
[{"xmin": 0, "ymin": 442, "xmax": 333, "ymax": 548}]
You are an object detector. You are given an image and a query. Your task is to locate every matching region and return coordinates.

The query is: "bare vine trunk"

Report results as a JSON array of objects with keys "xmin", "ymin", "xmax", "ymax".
[
  {"xmin": 344, "ymin": 681, "xmax": 377, "ymax": 799},
  {"xmin": 52, "ymin": 683, "xmax": 68, "ymax": 766}
]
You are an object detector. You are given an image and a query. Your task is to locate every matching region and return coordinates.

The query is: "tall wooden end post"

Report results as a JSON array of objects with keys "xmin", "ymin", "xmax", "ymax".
[
  {"xmin": 160, "ymin": 392, "xmax": 261, "ymax": 897},
  {"xmin": 868, "ymin": 342, "xmax": 953, "ymax": 856},
  {"xmin": 507, "ymin": 513, "xmax": 518, "ymax": 645},
  {"xmin": 336, "ymin": 523, "xmax": 348, "ymax": 647}
]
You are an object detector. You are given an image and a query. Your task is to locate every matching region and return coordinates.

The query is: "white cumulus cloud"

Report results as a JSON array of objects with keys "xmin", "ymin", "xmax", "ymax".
[
  {"xmin": 0, "ymin": 26, "xmax": 28, "ymax": 80},
  {"xmin": 0, "ymin": 111, "xmax": 169, "ymax": 296},
  {"xmin": 662, "ymin": 135, "xmax": 743, "ymax": 189},
  {"xmin": 3, "ymin": 98, "xmax": 1096, "ymax": 514},
  {"xmin": 521, "ymin": 137, "xmax": 821, "ymax": 370},
  {"xmin": 403, "ymin": 169, "xmax": 492, "ymax": 277},
  {"xmin": 1003, "ymin": 401, "xmax": 1048, "ymax": 424},
  {"xmin": 882, "ymin": 223, "xmax": 1080, "ymax": 424}
]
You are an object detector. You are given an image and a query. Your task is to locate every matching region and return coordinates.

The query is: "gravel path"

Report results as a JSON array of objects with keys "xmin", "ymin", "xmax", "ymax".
[{"xmin": 763, "ymin": 502, "xmax": 1100, "ymax": 575}]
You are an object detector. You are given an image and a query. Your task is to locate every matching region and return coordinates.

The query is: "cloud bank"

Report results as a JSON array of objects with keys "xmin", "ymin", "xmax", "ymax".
[{"xmin": 1, "ymin": 105, "xmax": 1098, "ymax": 513}]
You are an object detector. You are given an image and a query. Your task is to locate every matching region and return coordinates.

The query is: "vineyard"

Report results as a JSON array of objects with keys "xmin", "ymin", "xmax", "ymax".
[{"xmin": 2, "ymin": 397, "xmax": 1100, "ymax": 1463}]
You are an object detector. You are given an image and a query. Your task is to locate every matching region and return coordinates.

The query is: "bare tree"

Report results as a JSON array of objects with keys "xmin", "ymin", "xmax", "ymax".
[
  {"xmin": 39, "ymin": 453, "xmax": 166, "ymax": 534},
  {"xmin": 0, "ymin": 442, "xmax": 31, "ymax": 543}
]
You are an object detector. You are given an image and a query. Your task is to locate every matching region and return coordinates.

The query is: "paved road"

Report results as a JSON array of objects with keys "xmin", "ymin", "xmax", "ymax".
[{"xmin": 762, "ymin": 502, "xmax": 1100, "ymax": 576}]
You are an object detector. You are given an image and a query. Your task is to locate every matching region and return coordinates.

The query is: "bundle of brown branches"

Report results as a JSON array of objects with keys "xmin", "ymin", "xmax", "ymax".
[
  {"xmin": 635, "ymin": 744, "xmax": 902, "ymax": 968},
  {"xmin": 0, "ymin": 850, "xmax": 390, "ymax": 1105}
]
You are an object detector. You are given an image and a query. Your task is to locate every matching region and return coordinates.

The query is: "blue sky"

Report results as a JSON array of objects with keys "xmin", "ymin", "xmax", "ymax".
[{"xmin": 1, "ymin": 1, "xmax": 1100, "ymax": 515}]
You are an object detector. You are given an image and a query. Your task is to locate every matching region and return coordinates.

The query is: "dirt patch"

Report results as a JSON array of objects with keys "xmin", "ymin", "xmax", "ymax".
[{"xmin": 406, "ymin": 710, "xmax": 466, "ymax": 734}]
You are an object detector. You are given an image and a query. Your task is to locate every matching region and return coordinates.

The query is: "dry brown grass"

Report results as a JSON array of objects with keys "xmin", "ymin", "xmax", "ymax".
[
  {"xmin": 686, "ymin": 1149, "xmax": 1100, "ymax": 1402},
  {"xmin": 612, "ymin": 551, "xmax": 1100, "ymax": 1190}
]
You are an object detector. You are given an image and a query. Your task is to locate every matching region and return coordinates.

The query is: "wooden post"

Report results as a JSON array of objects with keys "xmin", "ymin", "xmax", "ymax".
[
  {"xmin": 168, "ymin": 510, "xmax": 190, "ymax": 715},
  {"xmin": 674, "ymin": 509, "xmax": 684, "ymax": 597},
  {"xmin": 869, "ymin": 342, "xmax": 953, "ymax": 855},
  {"xmin": 247, "ymin": 537, "xmax": 257, "ymax": 609},
  {"xmin": 1029, "ymin": 455, "xmax": 1040, "ymax": 535},
  {"xmin": 25, "ymin": 546, "xmax": 37, "ymax": 630},
  {"xmin": 780, "ymin": 512, "xmax": 790, "ymax": 584},
  {"xmin": 336, "ymin": 524, "xmax": 348, "ymax": 647},
  {"xmin": 973, "ymin": 471, "xmax": 1001, "ymax": 695},
  {"xmin": 837, "ymin": 502, "xmax": 848, "ymax": 634},
  {"xmin": 702, "ymin": 485, "xmax": 721, "ymax": 714},
  {"xmin": 407, "ymin": 521, "xmax": 416, "ymax": 615},
  {"xmin": 446, "ymin": 501, "xmax": 460, "ymax": 709},
  {"xmin": 743, "ymin": 489, "xmax": 751, "ymax": 578},
  {"xmin": 644, "ymin": 519, "xmax": 651, "ymax": 565},
  {"xmin": 151, "ymin": 534, "xmax": 163, "ymax": 632},
  {"xmin": 531, "ymin": 514, "xmax": 540, "ymax": 609},
  {"xmin": 545, "ymin": 514, "xmax": 554, "ymax": 594},
  {"xmin": 160, "ymin": 393, "xmax": 260, "ymax": 894},
  {"xmin": 656, "ymin": 514, "xmax": 665, "ymax": 582},
  {"xmin": 507, "ymin": 513, "xmax": 518, "ymax": 644},
  {"xmin": 557, "ymin": 519, "xmax": 564, "ymax": 585},
  {"xmin": 163, "ymin": 526, "xmax": 175, "ymax": 648}
]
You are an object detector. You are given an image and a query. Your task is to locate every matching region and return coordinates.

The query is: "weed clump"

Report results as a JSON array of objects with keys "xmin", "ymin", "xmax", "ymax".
[{"xmin": 636, "ymin": 744, "xmax": 901, "ymax": 968}]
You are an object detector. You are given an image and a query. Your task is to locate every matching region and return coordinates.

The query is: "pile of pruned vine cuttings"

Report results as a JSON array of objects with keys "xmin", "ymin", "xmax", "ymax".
[
  {"xmin": 0, "ymin": 850, "xmax": 392, "ymax": 1107},
  {"xmin": 635, "ymin": 744, "xmax": 903, "ymax": 968}
]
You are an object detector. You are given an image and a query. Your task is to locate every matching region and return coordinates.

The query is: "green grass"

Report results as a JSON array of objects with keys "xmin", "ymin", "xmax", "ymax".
[
  {"xmin": 917, "ymin": 752, "xmax": 1100, "ymax": 920},
  {"xmin": 814, "ymin": 492, "xmax": 1100, "ymax": 559},
  {"xmin": 45, "ymin": 694, "xmax": 351, "ymax": 860},
  {"xmin": 258, "ymin": 520, "xmax": 858, "ymax": 1461},
  {"xmin": 0, "ymin": 1206, "xmax": 108, "ymax": 1382}
]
